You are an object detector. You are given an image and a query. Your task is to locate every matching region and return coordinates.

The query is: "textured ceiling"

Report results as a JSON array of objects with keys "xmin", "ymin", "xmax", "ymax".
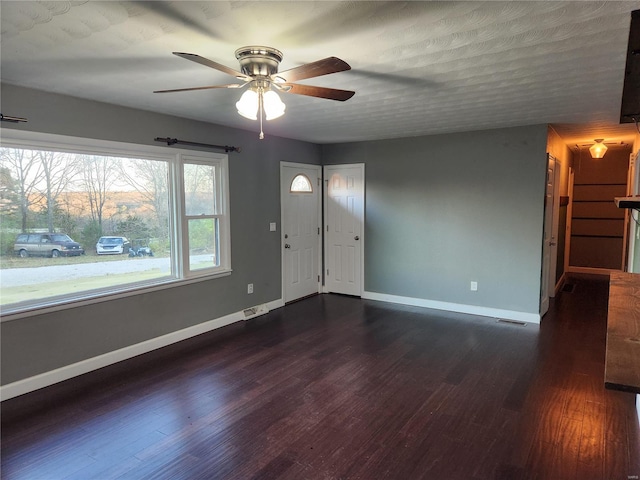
[{"xmin": 1, "ymin": 1, "xmax": 640, "ymax": 145}]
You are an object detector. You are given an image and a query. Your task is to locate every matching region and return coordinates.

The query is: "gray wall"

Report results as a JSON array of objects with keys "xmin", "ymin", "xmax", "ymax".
[
  {"xmin": 322, "ymin": 125, "xmax": 549, "ymax": 314},
  {"xmin": 1, "ymin": 84, "xmax": 321, "ymax": 385},
  {"xmin": 1, "ymin": 84, "xmax": 550, "ymax": 387}
]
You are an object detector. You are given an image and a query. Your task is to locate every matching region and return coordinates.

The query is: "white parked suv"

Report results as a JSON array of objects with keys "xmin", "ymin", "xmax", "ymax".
[{"xmin": 96, "ymin": 236, "xmax": 130, "ymax": 255}]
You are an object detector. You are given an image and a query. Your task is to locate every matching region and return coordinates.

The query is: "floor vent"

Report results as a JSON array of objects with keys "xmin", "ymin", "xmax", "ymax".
[
  {"xmin": 243, "ymin": 304, "xmax": 269, "ymax": 320},
  {"xmin": 562, "ymin": 283, "xmax": 576, "ymax": 293},
  {"xmin": 497, "ymin": 319, "xmax": 527, "ymax": 327}
]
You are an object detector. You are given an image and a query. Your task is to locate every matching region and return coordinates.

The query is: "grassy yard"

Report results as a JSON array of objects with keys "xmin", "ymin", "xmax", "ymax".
[
  {"xmin": 0, "ymin": 252, "xmax": 211, "ymax": 306},
  {"xmin": 1, "ymin": 269, "xmax": 167, "ymax": 305}
]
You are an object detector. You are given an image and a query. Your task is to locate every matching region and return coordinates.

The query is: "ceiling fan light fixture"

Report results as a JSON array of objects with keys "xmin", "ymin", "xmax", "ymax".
[
  {"xmin": 156, "ymin": 47, "xmax": 354, "ymax": 139},
  {"xmin": 589, "ymin": 139, "xmax": 608, "ymax": 158},
  {"xmin": 236, "ymin": 89, "xmax": 259, "ymax": 120},
  {"xmin": 263, "ymin": 90, "xmax": 286, "ymax": 120}
]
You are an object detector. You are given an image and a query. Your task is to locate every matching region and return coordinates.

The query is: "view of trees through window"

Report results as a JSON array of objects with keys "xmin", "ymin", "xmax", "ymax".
[{"xmin": 0, "ymin": 145, "xmax": 225, "ymax": 310}]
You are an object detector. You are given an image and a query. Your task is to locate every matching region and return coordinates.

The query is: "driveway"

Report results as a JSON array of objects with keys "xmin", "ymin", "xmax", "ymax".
[{"xmin": 1, "ymin": 257, "xmax": 171, "ymax": 287}]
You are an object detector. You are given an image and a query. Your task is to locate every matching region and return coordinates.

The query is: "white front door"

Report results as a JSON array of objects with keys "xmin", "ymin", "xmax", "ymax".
[
  {"xmin": 281, "ymin": 163, "xmax": 321, "ymax": 303},
  {"xmin": 324, "ymin": 164, "xmax": 364, "ymax": 296}
]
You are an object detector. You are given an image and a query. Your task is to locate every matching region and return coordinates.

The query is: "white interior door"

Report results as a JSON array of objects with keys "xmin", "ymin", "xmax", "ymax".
[
  {"xmin": 541, "ymin": 154, "xmax": 557, "ymax": 316},
  {"xmin": 549, "ymin": 156, "xmax": 561, "ymax": 296},
  {"xmin": 324, "ymin": 164, "xmax": 364, "ymax": 296},
  {"xmin": 281, "ymin": 163, "xmax": 321, "ymax": 303}
]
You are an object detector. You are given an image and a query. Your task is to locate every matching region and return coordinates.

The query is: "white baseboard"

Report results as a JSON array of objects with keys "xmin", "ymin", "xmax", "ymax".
[
  {"xmin": 0, "ymin": 298, "xmax": 284, "ymax": 401},
  {"xmin": 362, "ymin": 291, "xmax": 540, "ymax": 324},
  {"xmin": 1, "ymin": 292, "xmax": 537, "ymax": 401}
]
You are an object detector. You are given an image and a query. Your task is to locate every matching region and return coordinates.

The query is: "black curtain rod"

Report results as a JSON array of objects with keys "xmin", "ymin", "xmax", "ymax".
[
  {"xmin": 154, "ymin": 137, "xmax": 241, "ymax": 153},
  {"xmin": 1, "ymin": 113, "xmax": 28, "ymax": 123}
]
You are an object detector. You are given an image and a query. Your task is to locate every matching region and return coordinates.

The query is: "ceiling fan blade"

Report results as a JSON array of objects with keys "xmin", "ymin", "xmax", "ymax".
[
  {"xmin": 173, "ymin": 52, "xmax": 250, "ymax": 80},
  {"xmin": 154, "ymin": 84, "xmax": 244, "ymax": 94},
  {"xmin": 281, "ymin": 83, "xmax": 355, "ymax": 101},
  {"xmin": 275, "ymin": 57, "xmax": 351, "ymax": 82}
]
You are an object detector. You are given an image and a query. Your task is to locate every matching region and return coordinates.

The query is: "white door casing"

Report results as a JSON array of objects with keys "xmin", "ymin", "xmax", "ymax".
[
  {"xmin": 624, "ymin": 152, "xmax": 638, "ymax": 271},
  {"xmin": 281, "ymin": 163, "xmax": 321, "ymax": 303},
  {"xmin": 549, "ymin": 156, "xmax": 561, "ymax": 296},
  {"xmin": 324, "ymin": 164, "xmax": 365, "ymax": 296}
]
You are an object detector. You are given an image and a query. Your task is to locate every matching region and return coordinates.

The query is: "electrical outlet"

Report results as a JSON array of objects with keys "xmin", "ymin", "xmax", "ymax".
[
  {"xmin": 247, "ymin": 283, "xmax": 254, "ymax": 294},
  {"xmin": 470, "ymin": 281, "xmax": 478, "ymax": 291}
]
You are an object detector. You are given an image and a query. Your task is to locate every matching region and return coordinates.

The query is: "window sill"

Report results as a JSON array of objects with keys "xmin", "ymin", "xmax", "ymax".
[{"xmin": 0, "ymin": 270, "xmax": 232, "ymax": 323}]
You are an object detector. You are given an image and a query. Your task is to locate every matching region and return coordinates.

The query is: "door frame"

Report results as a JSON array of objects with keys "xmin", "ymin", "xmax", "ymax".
[
  {"xmin": 549, "ymin": 155, "xmax": 561, "ymax": 297},
  {"xmin": 565, "ymin": 148, "xmax": 633, "ymax": 275},
  {"xmin": 280, "ymin": 161, "xmax": 322, "ymax": 303},
  {"xmin": 625, "ymin": 151, "xmax": 639, "ymax": 272},
  {"xmin": 322, "ymin": 163, "xmax": 365, "ymax": 296},
  {"xmin": 540, "ymin": 155, "xmax": 553, "ymax": 316}
]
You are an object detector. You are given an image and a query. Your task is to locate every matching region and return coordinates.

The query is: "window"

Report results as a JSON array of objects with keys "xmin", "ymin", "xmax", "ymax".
[
  {"xmin": 182, "ymin": 160, "xmax": 226, "ymax": 273},
  {"xmin": 290, "ymin": 174, "xmax": 313, "ymax": 193},
  {"xmin": 0, "ymin": 131, "xmax": 230, "ymax": 316}
]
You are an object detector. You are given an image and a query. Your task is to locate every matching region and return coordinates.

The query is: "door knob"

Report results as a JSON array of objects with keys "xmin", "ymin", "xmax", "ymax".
[
  {"xmin": 354, "ymin": 236, "xmax": 360, "ymax": 241},
  {"xmin": 284, "ymin": 244, "xmax": 291, "ymax": 249}
]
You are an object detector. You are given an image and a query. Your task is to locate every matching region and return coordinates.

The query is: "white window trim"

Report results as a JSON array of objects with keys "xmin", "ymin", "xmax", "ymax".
[
  {"xmin": 179, "ymin": 155, "xmax": 231, "ymax": 278},
  {"xmin": 0, "ymin": 129, "xmax": 231, "ymax": 320}
]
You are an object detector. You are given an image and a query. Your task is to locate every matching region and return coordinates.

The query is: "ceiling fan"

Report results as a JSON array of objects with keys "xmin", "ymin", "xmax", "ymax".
[{"xmin": 154, "ymin": 46, "xmax": 355, "ymax": 139}]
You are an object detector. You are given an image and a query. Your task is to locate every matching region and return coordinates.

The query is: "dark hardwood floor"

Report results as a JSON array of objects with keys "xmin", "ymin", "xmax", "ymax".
[{"xmin": 2, "ymin": 275, "xmax": 639, "ymax": 479}]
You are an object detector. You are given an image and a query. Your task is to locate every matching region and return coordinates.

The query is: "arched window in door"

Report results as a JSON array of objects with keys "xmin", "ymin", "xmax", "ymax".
[{"xmin": 290, "ymin": 174, "xmax": 313, "ymax": 193}]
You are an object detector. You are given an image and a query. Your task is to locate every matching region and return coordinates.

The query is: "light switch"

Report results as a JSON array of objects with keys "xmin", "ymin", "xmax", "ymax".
[{"xmin": 270, "ymin": 222, "xmax": 277, "ymax": 232}]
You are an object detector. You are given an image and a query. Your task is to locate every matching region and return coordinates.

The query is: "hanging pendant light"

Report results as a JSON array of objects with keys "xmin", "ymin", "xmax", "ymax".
[{"xmin": 589, "ymin": 139, "xmax": 608, "ymax": 159}]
